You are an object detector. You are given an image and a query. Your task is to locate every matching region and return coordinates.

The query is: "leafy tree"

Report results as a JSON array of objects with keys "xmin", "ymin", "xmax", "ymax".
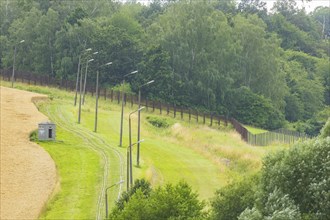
[
  {"xmin": 110, "ymin": 180, "xmax": 205, "ymax": 220},
  {"xmin": 133, "ymin": 45, "xmax": 178, "ymax": 103},
  {"xmin": 258, "ymin": 137, "xmax": 330, "ymax": 219},
  {"xmin": 312, "ymin": 6, "xmax": 330, "ymax": 39},
  {"xmin": 239, "ymin": 188, "xmax": 301, "ymax": 220},
  {"xmin": 210, "ymin": 176, "xmax": 259, "ymax": 220},
  {"xmin": 115, "ymin": 179, "xmax": 152, "ymax": 211},
  {"xmin": 320, "ymin": 118, "xmax": 330, "ymax": 138},
  {"xmin": 225, "ymin": 87, "xmax": 285, "ymax": 129}
]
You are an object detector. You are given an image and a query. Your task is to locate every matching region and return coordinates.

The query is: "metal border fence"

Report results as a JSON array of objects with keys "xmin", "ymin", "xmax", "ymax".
[{"xmin": 1, "ymin": 69, "xmax": 309, "ymax": 146}]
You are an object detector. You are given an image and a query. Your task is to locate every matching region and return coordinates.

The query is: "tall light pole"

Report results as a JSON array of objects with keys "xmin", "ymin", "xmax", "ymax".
[
  {"xmin": 74, "ymin": 48, "xmax": 91, "ymax": 106},
  {"xmin": 129, "ymin": 107, "xmax": 144, "ymax": 186},
  {"xmin": 137, "ymin": 80, "xmax": 154, "ymax": 166},
  {"xmin": 105, "ymin": 180, "xmax": 124, "ymax": 218},
  {"xmin": 126, "ymin": 139, "xmax": 144, "ymax": 191},
  {"xmin": 119, "ymin": 70, "xmax": 138, "ymax": 147},
  {"xmin": 82, "ymin": 52, "xmax": 97, "ymax": 105},
  {"xmin": 11, "ymin": 40, "xmax": 25, "ymax": 88},
  {"xmin": 78, "ymin": 58, "xmax": 94, "ymax": 124},
  {"xmin": 94, "ymin": 62, "xmax": 112, "ymax": 132}
]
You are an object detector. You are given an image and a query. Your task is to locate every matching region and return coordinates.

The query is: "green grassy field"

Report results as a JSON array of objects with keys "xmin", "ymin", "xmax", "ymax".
[
  {"xmin": 1, "ymin": 80, "xmax": 289, "ymax": 219},
  {"xmin": 244, "ymin": 125, "xmax": 268, "ymax": 134}
]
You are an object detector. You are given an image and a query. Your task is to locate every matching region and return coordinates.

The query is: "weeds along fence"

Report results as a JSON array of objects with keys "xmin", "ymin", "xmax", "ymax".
[
  {"xmin": 247, "ymin": 129, "xmax": 310, "ymax": 146},
  {"xmin": 1, "ymin": 69, "xmax": 309, "ymax": 146}
]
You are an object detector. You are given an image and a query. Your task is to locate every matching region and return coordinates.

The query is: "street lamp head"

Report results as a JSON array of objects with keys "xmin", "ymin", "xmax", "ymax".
[
  {"xmin": 19, "ymin": 40, "xmax": 25, "ymax": 43},
  {"xmin": 124, "ymin": 70, "xmax": 138, "ymax": 78},
  {"xmin": 147, "ymin": 80, "xmax": 155, "ymax": 85},
  {"xmin": 88, "ymin": 59, "xmax": 94, "ymax": 63},
  {"xmin": 141, "ymin": 80, "xmax": 155, "ymax": 88},
  {"xmin": 138, "ymin": 106, "xmax": 145, "ymax": 112},
  {"xmin": 137, "ymin": 139, "xmax": 145, "ymax": 144},
  {"xmin": 86, "ymin": 48, "xmax": 92, "ymax": 51},
  {"xmin": 105, "ymin": 62, "xmax": 112, "ymax": 66},
  {"xmin": 93, "ymin": 51, "xmax": 99, "ymax": 55}
]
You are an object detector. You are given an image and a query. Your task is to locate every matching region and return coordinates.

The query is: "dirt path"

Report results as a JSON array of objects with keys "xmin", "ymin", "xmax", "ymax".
[{"xmin": 0, "ymin": 86, "xmax": 57, "ymax": 220}]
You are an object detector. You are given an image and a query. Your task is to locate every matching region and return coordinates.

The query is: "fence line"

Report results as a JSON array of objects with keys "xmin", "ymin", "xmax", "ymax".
[{"xmin": 0, "ymin": 69, "xmax": 309, "ymax": 146}]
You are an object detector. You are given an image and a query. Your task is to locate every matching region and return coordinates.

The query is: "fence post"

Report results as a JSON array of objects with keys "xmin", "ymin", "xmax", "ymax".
[
  {"xmin": 189, "ymin": 109, "xmax": 191, "ymax": 123},
  {"xmin": 117, "ymin": 91, "xmax": 120, "ymax": 104},
  {"xmin": 174, "ymin": 105, "xmax": 176, "ymax": 118},
  {"xmin": 110, "ymin": 90, "xmax": 113, "ymax": 102},
  {"xmin": 203, "ymin": 113, "xmax": 205, "ymax": 124},
  {"xmin": 104, "ymin": 88, "xmax": 107, "ymax": 100},
  {"xmin": 146, "ymin": 98, "xmax": 148, "ymax": 111},
  {"xmin": 152, "ymin": 100, "xmax": 155, "ymax": 112},
  {"xmin": 167, "ymin": 104, "xmax": 169, "ymax": 115},
  {"xmin": 131, "ymin": 94, "xmax": 133, "ymax": 107},
  {"xmin": 196, "ymin": 111, "xmax": 198, "ymax": 123},
  {"xmin": 181, "ymin": 108, "xmax": 183, "ymax": 120},
  {"xmin": 124, "ymin": 93, "xmax": 127, "ymax": 106},
  {"xmin": 218, "ymin": 116, "xmax": 220, "ymax": 126},
  {"xmin": 159, "ymin": 102, "xmax": 162, "ymax": 114},
  {"xmin": 210, "ymin": 113, "xmax": 213, "ymax": 126}
]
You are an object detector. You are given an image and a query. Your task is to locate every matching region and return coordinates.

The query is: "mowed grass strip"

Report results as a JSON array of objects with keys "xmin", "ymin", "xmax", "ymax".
[
  {"xmin": 37, "ymin": 103, "xmax": 102, "ymax": 219},
  {"xmin": 2, "ymin": 80, "xmax": 288, "ymax": 215}
]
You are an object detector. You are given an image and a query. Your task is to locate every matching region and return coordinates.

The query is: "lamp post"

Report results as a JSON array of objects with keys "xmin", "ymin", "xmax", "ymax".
[
  {"xmin": 11, "ymin": 40, "xmax": 25, "ymax": 88},
  {"xmin": 119, "ymin": 70, "xmax": 138, "ymax": 147},
  {"xmin": 105, "ymin": 180, "xmax": 124, "ymax": 218},
  {"xmin": 78, "ymin": 58, "xmax": 94, "ymax": 124},
  {"xmin": 137, "ymin": 80, "xmax": 154, "ymax": 166},
  {"xmin": 129, "ymin": 107, "xmax": 144, "ymax": 186},
  {"xmin": 74, "ymin": 48, "xmax": 91, "ymax": 106},
  {"xmin": 94, "ymin": 62, "xmax": 112, "ymax": 132},
  {"xmin": 126, "ymin": 139, "xmax": 144, "ymax": 191},
  {"xmin": 82, "ymin": 52, "xmax": 97, "ymax": 105}
]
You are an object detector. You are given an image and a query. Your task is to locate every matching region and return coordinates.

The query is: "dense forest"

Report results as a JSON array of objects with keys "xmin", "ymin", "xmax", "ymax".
[{"xmin": 1, "ymin": 0, "xmax": 329, "ymax": 133}]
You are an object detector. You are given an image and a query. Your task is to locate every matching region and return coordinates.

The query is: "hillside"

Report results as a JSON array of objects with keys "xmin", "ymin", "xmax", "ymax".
[{"xmin": 0, "ymin": 80, "xmax": 288, "ymax": 219}]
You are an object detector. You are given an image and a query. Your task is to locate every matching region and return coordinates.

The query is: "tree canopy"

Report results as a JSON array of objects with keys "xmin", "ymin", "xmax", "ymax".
[{"xmin": 1, "ymin": 0, "xmax": 329, "ymax": 131}]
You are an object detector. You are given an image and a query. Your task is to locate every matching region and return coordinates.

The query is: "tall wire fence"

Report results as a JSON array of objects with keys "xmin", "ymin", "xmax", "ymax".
[{"xmin": 1, "ymin": 69, "xmax": 310, "ymax": 146}]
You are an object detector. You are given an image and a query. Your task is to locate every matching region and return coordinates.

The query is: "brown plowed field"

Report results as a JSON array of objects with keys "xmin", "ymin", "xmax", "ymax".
[{"xmin": 0, "ymin": 86, "xmax": 57, "ymax": 220}]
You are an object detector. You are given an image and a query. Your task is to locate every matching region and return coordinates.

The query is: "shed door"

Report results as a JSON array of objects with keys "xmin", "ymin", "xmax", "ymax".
[{"xmin": 48, "ymin": 129, "xmax": 52, "ymax": 138}]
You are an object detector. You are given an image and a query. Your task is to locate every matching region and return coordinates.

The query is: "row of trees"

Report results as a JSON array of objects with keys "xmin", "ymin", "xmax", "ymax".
[
  {"xmin": 109, "ymin": 120, "xmax": 330, "ymax": 219},
  {"xmin": 0, "ymin": 0, "xmax": 329, "ymax": 131}
]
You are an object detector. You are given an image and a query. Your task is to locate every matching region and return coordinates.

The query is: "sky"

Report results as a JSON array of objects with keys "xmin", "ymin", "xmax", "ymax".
[
  {"xmin": 134, "ymin": 0, "xmax": 329, "ymax": 13},
  {"xmin": 265, "ymin": 0, "xmax": 330, "ymax": 13}
]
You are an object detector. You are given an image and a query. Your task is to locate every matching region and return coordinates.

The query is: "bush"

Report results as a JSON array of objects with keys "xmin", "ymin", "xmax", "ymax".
[
  {"xmin": 146, "ymin": 116, "xmax": 170, "ymax": 128},
  {"xmin": 110, "ymin": 180, "xmax": 205, "ymax": 220},
  {"xmin": 210, "ymin": 176, "xmax": 259, "ymax": 220},
  {"xmin": 258, "ymin": 138, "xmax": 330, "ymax": 219},
  {"xmin": 29, "ymin": 130, "xmax": 38, "ymax": 141},
  {"xmin": 320, "ymin": 118, "xmax": 330, "ymax": 138}
]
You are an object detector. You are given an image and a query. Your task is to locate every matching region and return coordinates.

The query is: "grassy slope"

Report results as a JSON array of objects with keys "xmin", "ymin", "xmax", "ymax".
[
  {"xmin": 244, "ymin": 125, "xmax": 268, "ymax": 134},
  {"xmin": 1, "ymin": 80, "xmax": 288, "ymax": 218}
]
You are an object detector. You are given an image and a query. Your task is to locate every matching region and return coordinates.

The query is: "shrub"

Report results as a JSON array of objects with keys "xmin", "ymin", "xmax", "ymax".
[
  {"xmin": 146, "ymin": 116, "xmax": 170, "ymax": 128},
  {"xmin": 320, "ymin": 118, "xmax": 330, "ymax": 138},
  {"xmin": 29, "ymin": 130, "xmax": 38, "ymax": 141},
  {"xmin": 110, "ymin": 180, "xmax": 205, "ymax": 220},
  {"xmin": 210, "ymin": 176, "xmax": 259, "ymax": 220}
]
